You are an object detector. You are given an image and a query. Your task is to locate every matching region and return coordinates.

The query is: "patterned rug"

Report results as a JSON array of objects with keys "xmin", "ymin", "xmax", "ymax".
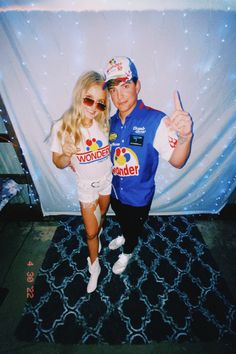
[{"xmin": 15, "ymin": 215, "xmax": 236, "ymax": 344}]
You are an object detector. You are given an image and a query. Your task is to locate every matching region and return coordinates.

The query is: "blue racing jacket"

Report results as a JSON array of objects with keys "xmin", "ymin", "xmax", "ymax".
[{"xmin": 109, "ymin": 99, "xmax": 166, "ymax": 207}]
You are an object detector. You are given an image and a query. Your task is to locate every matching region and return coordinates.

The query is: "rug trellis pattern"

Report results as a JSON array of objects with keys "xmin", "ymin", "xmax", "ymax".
[{"xmin": 15, "ymin": 215, "xmax": 236, "ymax": 344}]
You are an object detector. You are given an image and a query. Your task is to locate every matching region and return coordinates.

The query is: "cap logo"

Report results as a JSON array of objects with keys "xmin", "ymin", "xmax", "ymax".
[{"xmin": 107, "ymin": 62, "xmax": 123, "ymax": 75}]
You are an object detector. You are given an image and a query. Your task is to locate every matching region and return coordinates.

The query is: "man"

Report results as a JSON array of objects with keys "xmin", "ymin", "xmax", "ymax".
[{"xmin": 103, "ymin": 56, "xmax": 193, "ymax": 275}]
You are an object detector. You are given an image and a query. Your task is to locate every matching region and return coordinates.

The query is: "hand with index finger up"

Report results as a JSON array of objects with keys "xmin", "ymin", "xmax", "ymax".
[{"xmin": 166, "ymin": 91, "xmax": 192, "ymax": 138}]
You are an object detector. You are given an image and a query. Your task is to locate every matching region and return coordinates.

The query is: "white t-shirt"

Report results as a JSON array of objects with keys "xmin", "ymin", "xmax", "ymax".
[{"xmin": 50, "ymin": 120, "xmax": 112, "ymax": 181}]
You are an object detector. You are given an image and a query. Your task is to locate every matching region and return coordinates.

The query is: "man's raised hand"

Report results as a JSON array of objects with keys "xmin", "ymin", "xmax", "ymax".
[{"xmin": 165, "ymin": 91, "xmax": 192, "ymax": 138}]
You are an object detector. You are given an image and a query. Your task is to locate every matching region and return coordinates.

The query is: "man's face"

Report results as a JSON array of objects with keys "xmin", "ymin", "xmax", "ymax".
[{"xmin": 108, "ymin": 80, "xmax": 140, "ymax": 119}]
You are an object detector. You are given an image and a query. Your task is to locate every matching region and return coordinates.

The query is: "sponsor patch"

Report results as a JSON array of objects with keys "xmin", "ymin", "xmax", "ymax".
[
  {"xmin": 168, "ymin": 136, "xmax": 178, "ymax": 148},
  {"xmin": 133, "ymin": 126, "xmax": 146, "ymax": 134},
  {"xmin": 129, "ymin": 134, "xmax": 144, "ymax": 146},
  {"xmin": 109, "ymin": 132, "xmax": 118, "ymax": 142}
]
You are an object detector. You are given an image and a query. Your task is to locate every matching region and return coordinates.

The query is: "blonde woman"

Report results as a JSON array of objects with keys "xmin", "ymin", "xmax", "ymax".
[{"xmin": 51, "ymin": 71, "xmax": 112, "ymax": 293}]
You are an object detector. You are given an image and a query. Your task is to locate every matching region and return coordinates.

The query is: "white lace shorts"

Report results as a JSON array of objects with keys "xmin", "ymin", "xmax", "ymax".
[{"xmin": 77, "ymin": 173, "xmax": 112, "ymax": 203}]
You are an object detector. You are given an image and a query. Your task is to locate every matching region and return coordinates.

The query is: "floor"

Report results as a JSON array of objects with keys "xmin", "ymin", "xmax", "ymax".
[{"xmin": 0, "ymin": 209, "xmax": 236, "ymax": 354}]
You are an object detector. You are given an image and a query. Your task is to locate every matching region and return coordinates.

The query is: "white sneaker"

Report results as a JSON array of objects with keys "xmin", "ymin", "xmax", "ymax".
[
  {"xmin": 108, "ymin": 235, "xmax": 125, "ymax": 250},
  {"xmin": 112, "ymin": 253, "xmax": 132, "ymax": 274}
]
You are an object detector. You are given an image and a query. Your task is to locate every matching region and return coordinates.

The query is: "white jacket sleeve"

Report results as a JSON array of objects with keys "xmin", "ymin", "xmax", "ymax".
[{"xmin": 153, "ymin": 117, "xmax": 178, "ymax": 161}]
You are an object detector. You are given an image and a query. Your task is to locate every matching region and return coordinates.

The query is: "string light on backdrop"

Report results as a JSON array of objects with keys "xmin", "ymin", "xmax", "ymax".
[{"xmin": 0, "ymin": 0, "xmax": 235, "ymax": 215}]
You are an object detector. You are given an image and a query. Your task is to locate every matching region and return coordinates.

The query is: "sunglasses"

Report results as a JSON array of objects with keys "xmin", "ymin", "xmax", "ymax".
[{"xmin": 83, "ymin": 97, "xmax": 106, "ymax": 112}]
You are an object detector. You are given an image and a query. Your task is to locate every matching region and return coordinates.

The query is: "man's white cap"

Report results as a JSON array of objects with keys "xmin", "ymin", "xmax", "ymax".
[{"xmin": 103, "ymin": 56, "xmax": 138, "ymax": 88}]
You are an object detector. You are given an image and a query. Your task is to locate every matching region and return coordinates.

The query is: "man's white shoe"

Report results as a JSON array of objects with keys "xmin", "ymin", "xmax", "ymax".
[
  {"xmin": 112, "ymin": 253, "xmax": 132, "ymax": 274},
  {"xmin": 108, "ymin": 235, "xmax": 125, "ymax": 250}
]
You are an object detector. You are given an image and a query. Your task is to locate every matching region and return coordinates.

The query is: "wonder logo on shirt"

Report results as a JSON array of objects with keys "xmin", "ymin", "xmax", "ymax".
[
  {"xmin": 76, "ymin": 138, "xmax": 109, "ymax": 164},
  {"xmin": 112, "ymin": 147, "xmax": 140, "ymax": 176}
]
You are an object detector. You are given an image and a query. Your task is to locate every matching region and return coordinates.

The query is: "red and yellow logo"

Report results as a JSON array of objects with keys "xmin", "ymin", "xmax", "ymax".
[
  {"xmin": 113, "ymin": 147, "xmax": 139, "ymax": 176},
  {"xmin": 76, "ymin": 138, "xmax": 109, "ymax": 164}
]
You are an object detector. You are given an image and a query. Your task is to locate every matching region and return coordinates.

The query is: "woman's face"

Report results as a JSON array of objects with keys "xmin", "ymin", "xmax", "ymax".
[{"xmin": 82, "ymin": 83, "xmax": 106, "ymax": 120}]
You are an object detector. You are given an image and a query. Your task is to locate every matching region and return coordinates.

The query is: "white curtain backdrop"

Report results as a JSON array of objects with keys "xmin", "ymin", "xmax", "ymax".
[{"xmin": 0, "ymin": 0, "xmax": 235, "ymax": 215}]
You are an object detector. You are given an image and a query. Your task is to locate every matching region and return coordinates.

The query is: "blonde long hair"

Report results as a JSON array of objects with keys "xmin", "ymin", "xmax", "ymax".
[{"xmin": 57, "ymin": 71, "xmax": 110, "ymax": 145}]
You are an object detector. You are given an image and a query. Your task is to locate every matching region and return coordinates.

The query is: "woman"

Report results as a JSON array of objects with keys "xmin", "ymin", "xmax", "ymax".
[{"xmin": 50, "ymin": 71, "xmax": 112, "ymax": 293}]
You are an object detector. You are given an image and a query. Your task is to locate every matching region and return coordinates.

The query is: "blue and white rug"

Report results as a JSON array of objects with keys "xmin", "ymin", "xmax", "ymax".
[{"xmin": 15, "ymin": 215, "xmax": 236, "ymax": 344}]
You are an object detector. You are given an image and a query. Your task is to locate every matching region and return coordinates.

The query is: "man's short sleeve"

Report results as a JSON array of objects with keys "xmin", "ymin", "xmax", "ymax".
[{"xmin": 153, "ymin": 116, "xmax": 178, "ymax": 161}]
